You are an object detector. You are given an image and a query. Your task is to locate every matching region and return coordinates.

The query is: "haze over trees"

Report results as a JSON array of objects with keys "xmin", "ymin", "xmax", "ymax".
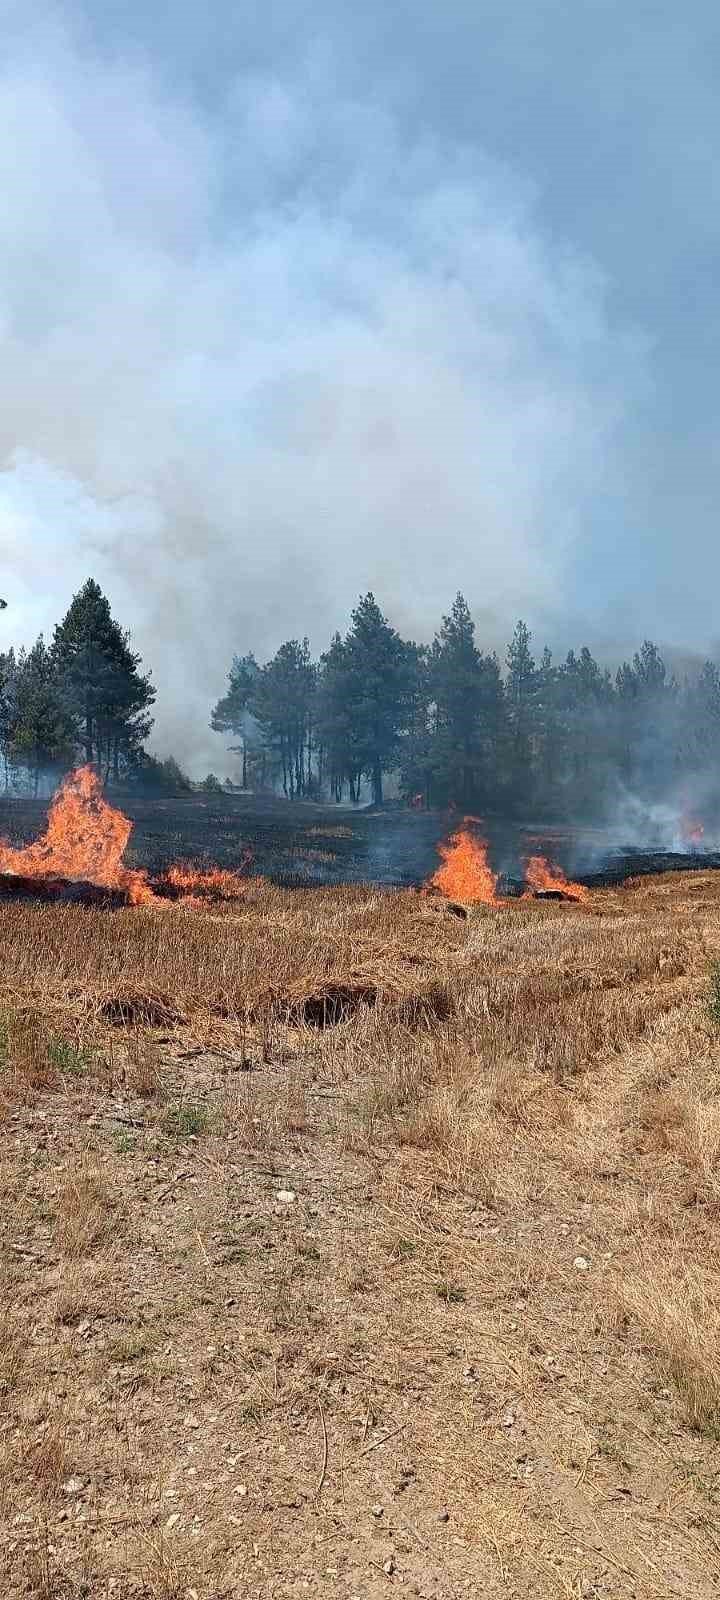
[
  {"xmin": 212, "ymin": 592, "xmax": 720, "ymax": 820},
  {"xmin": 1, "ymin": 578, "xmax": 720, "ymax": 818}
]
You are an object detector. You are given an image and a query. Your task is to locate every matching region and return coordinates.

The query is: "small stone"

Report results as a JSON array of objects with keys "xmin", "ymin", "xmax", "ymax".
[
  {"xmin": 165, "ymin": 1512, "xmax": 180, "ymax": 1531},
  {"xmin": 234, "ymin": 1484, "xmax": 248, "ymax": 1497},
  {"xmin": 383, "ymin": 1558, "xmax": 395, "ymax": 1575},
  {"xmin": 573, "ymin": 1256, "xmax": 591, "ymax": 1271},
  {"xmin": 372, "ymin": 1503, "xmax": 384, "ymax": 1518},
  {"xmin": 277, "ymin": 1189, "xmax": 296, "ymax": 1204},
  {"xmin": 436, "ymin": 1509, "xmax": 450, "ymax": 1523},
  {"xmin": 183, "ymin": 1414, "xmax": 200, "ymax": 1429},
  {"xmin": 62, "ymin": 1476, "xmax": 85, "ymax": 1497},
  {"xmin": 501, "ymin": 1411, "xmax": 516, "ymax": 1429}
]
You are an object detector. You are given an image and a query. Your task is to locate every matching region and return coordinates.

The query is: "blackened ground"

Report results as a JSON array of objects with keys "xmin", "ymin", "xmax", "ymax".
[{"xmin": 0, "ymin": 791, "xmax": 718, "ymax": 889}]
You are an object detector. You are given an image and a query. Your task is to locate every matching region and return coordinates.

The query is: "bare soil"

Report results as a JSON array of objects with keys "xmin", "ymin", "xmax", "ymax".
[{"xmin": 2, "ymin": 871, "xmax": 720, "ymax": 1598}]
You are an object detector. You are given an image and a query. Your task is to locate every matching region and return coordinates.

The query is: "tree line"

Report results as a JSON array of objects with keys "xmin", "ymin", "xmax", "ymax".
[
  {"xmin": 0, "ymin": 580, "xmax": 157, "ymax": 793},
  {"xmin": 2, "ymin": 578, "xmax": 719, "ymax": 817},
  {"xmin": 212, "ymin": 592, "xmax": 720, "ymax": 818}
]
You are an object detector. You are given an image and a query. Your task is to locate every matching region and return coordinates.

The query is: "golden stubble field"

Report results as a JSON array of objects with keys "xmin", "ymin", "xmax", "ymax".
[{"xmin": 2, "ymin": 870, "xmax": 720, "ymax": 1600}]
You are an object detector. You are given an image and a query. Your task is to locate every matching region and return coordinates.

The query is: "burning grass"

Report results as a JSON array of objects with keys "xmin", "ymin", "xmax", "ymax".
[{"xmin": 3, "ymin": 868, "xmax": 720, "ymax": 1596}]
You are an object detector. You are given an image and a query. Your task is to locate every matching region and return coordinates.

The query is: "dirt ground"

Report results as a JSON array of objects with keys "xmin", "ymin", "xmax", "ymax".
[{"xmin": 2, "ymin": 870, "xmax": 720, "ymax": 1598}]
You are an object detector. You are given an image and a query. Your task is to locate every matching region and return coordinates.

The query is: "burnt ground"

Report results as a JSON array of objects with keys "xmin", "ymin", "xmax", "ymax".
[{"xmin": 0, "ymin": 790, "xmax": 718, "ymax": 890}]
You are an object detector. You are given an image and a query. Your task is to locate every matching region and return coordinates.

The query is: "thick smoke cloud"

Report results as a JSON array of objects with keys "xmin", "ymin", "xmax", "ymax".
[{"xmin": 0, "ymin": 6, "xmax": 717, "ymax": 772}]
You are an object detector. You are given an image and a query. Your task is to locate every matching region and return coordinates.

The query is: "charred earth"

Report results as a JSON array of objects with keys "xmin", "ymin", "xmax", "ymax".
[{"xmin": 0, "ymin": 786, "xmax": 718, "ymax": 899}]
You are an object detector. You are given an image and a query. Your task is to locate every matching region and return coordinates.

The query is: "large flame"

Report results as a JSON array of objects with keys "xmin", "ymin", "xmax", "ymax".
[
  {"xmin": 523, "ymin": 854, "xmax": 588, "ymax": 903},
  {"xmin": 0, "ymin": 766, "xmax": 156, "ymax": 905},
  {"xmin": 430, "ymin": 823, "xmax": 501, "ymax": 905},
  {"xmin": 0, "ymin": 767, "xmax": 256, "ymax": 907}
]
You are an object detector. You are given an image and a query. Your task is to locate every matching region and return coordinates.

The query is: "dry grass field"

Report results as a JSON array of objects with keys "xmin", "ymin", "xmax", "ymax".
[{"xmin": 2, "ymin": 870, "xmax": 720, "ymax": 1598}]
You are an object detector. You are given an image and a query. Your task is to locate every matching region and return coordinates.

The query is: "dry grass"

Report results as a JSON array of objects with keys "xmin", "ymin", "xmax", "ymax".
[{"xmin": 2, "ymin": 869, "xmax": 720, "ymax": 1597}]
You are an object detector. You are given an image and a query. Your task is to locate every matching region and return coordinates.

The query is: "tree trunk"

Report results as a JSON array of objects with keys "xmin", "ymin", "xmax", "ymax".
[{"xmin": 372, "ymin": 761, "xmax": 383, "ymax": 808}]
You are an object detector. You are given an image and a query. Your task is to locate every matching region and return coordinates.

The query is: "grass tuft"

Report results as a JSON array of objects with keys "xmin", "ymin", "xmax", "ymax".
[{"xmin": 162, "ymin": 1101, "xmax": 210, "ymax": 1138}]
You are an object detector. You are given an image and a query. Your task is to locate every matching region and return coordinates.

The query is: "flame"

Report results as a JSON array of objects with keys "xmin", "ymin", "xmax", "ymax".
[
  {"xmin": 680, "ymin": 816, "xmax": 705, "ymax": 848},
  {"xmin": 523, "ymin": 854, "xmax": 588, "ymax": 902},
  {"xmin": 0, "ymin": 766, "xmax": 156, "ymax": 905},
  {"xmin": 430, "ymin": 823, "xmax": 501, "ymax": 905},
  {"xmin": 159, "ymin": 859, "xmax": 252, "ymax": 900},
  {"xmin": 0, "ymin": 767, "xmax": 257, "ymax": 908}
]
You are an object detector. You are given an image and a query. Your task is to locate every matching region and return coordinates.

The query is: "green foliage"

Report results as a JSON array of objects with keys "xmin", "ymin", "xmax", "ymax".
[
  {"xmin": 253, "ymin": 639, "xmax": 316, "ymax": 798},
  {"xmin": 201, "ymin": 772, "xmax": 223, "ymax": 793},
  {"xmin": 2, "ymin": 637, "xmax": 75, "ymax": 791},
  {"xmin": 129, "ymin": 753, "xmax": 193, "ymax": 794},
  {"xmin": 114, "ymin": 1131, "xmax": 137, "ymax": 1154},
  {"xmin": 211, "ymin": 644, "xmax": 316, "ymax": 797},
  {"xmin": 162, "ymin": 1102, "xmax": 210, "ymax": 1138},
  {"xmin": 210, "ymin": 652, "xmax": 259, "ymax": 736},
  {"xmin": 424, "ymin": 594, "xmax": 505, "ymax": 809},
  {"xmin": 317, "ymin": 594, "xmax": 417, "ymax": 805},
  {"xmin": 48, "ymin": 1037, "xmax": 93, "ymax": 1075},
  {"xmin": 53, "ymin": 578, "xmax": 155, "ymax": 777},
  {"xmin": 212, "ymin": 599, "xmax": 717, "ymax": 818},
  {"xmin": 435, "ymin": 1280, "xmax": 466, "ymax": 1304}
]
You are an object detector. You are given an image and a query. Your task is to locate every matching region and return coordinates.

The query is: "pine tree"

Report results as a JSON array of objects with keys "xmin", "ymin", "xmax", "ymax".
[
  {"xmin": 316, "ymin": 634, "xmax": 361, "ymax": 801},
  {"xmin": 52, "ymin": 579, "xmax": 155, "ymax": 776},
  {"xmin": 343, "ymin": 594, "xmax": 417, "ymax": 807},
  {"xmin": 0, "ymin": 647, "xmax": 20, "ymax": 790},
  {"xmin": 11, "ymin": 637, "xmax": 75, "ymax": 793},
  {"xmin": 211, "ymin": 652, "xmax": 260, "ymax": 787},
  {"xmin": 681, "ymin": 662, "xmax": 720, "ymax": 786},
  {"xmin": 252, "ymin": 640, "xmax": 316, "ymax": 798},
  {"xmin": 427, "ymin": 595, "xmax": 505, "ymax": 808},
  {"xmin": 614, "ymin": 640, "xmax": 675, "ymax": 794},
  {"xmin": 397, "ymin": 646, "xmax": 433, "ymax": 806},
  {"xmin": 505, "ymin": 620, "xmax": 537, "ymax": 810}
]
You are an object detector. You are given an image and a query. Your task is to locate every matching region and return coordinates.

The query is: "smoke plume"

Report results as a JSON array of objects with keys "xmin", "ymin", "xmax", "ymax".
[{"xmin": 1, "ymin": 6, "xmax": 718, "ymax": 772}]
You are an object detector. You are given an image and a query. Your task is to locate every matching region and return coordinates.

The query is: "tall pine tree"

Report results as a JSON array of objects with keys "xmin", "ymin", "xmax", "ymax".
[
  {"xmin": 53, "ymin": 579, "xmax": 155, "ymax": 777},
  {"xmin": 343, "ymin": 594, "xmax": 417, "ymax": 807},
  {"xmin": 505, "ymin": 620, "xmax": 537, "ymax": 810},
  {"xmin": 428, "ymin": 594, "xmax": 505, "ymax": 808}
]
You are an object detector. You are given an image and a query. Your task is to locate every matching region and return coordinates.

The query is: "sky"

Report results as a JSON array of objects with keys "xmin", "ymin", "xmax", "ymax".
[{"xmin": 1, "ymin": 0, "xmax": 719, "ymax": 771}]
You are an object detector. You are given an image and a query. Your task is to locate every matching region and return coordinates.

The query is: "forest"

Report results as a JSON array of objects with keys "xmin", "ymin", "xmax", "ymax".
[{"xmin": 2, "ymin": 580, "xmax": 720, "ymax": 820}]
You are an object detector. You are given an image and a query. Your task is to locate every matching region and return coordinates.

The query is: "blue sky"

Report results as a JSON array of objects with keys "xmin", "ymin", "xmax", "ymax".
[{"xmin": 1, "ymin": 2, "xmax": 718, "ymax": 766}]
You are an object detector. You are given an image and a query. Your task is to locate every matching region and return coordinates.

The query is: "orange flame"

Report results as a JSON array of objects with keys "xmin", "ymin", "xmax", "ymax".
[
  {"xmin": 681, "ymin": 816, "xmax": 704, "ymax": 848},
  {"xmin": 0, "ymin": 766, "xmax": 156, "ymax": 905},
  {"xmin": 159, "ymin": 858, "xmax": 253, "ymax": 900},
  {"xmin": 523, "ymin": 854, "xmax": 588, "ymax": 903},
  {"xmin": 0, "ymin": 767, "xmax": 256, "ymax": 908},
  {"xmin": 430, "ymin": 823, "xmax": 501, "ymax": 905}
]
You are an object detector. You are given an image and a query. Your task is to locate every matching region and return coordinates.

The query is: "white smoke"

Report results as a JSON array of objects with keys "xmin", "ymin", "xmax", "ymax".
[
  {"xmin": 0, "ymin": 19, "xmax": 648, "ymax": 774},
  {"xmin": 609, "ymin": 783, "xmax": 717, "ymax": 855}
]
